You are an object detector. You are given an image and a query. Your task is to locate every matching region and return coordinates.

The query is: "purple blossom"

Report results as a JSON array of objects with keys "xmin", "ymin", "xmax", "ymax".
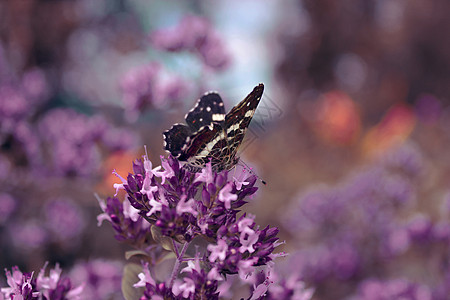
[
  {"xmin": 406, "ymin": 214, "xmax": 433, "ymax": 242},
  {"xmin": 0, "ymin": 85, "xmax": 30, "ymax": 121},
  {"xmin": 0, "ymin": 68, "xmax": 48, "ymax": 124},
  {"xmin": 172, "ymin": 277, "xmax": 196, "ymax": 298},
  {"xmin": 175, "ymin": 195, "xmax": 198, "ymax": 216},
  {"xmin": 154, "ymin": 77, "xmax": 190, "ymax": 105},
  {"xmin": 120, "ymin": 63, "xmax": 160, "ymax": 121},
  {"xmin": 233, "ymin": 168, "xmax": 251, "ymax": 190},
  {"xmin": 0, "ymin": 264, "xmax": 83, "ymax": 300},
  {"xmin": 20, "ymin": 68, "xmax": 50, "ymax": 104},
  {"xmin": 96, "ymin": 195, "xmax": 152, "ymax": 247},
  {"xmin": 381, "ymin": 142, "xmax": 424, "ymax": 179},
  {"xmin": 2, "ymin": 122, "xmax": 41, "ymax": 168},
  {"xmin": 10, "ymin": 221, "xmax": 48, "ymax": 251},
  {"xmin": 134, "ymin": 262, "xmax": 156, "ymax": 288},
  {"xmin": 208, "ymin": 239, "xmax": 228, "ymax": 262},
  {"xmin": 150, "ymin": 15, "xmax": 230, "ymax": 70},
  {"xmin": 38, "ymin": 109, "xmax": 105, "ymax": 176},
  {"xmin": 281, "ymin": 144, "xmax": 450, "ymax": 298},
  {"xmin": 38, "ymin": 108, "xmax": 134, "ymax": 177},
  {"xmin": 173, "ymin": 258, "xmax": 221, "ymax": 299},
  {"xmin": 385, "ymin": 227, "xmax": 410, "ymax": 256},
  {"xmin": 0, "ymin": 73, "xmax": 48, "ymax": 176},
  {"xmin": 355, "ymin": 278, "xmax": 432, "ymax": 300},
  {"xmin": 119, "ymin": 64, "xmax": 189, "ymax": 121},
  {"xmin": 100, "ymin": 127, "xmax": 137, "ymax": 151},
  {"xmin": 100, "ymin": 153, "xmax": 287, "ymax": 299},
  {"xmin": 44, "ymin": 198, "xmax": 85, "ymax": 241},
  {"xmin": 69, "ymin": 260, "xmax": 123, "ymax": 300},
  {"xmin": 0, "ymin": 193, "xmax": 16, "ymax": 224},
  {"xmin": 1, "ymin": 267, "xmax": 37, "ymax": 300},
  {"xmin": 35, "ymin": 263, "xmax": 83, "ymax": 300},
  {"xmin": 121, "ymin": 155, "xmax": 259, "ymax": 243},
  {"xmin": 218, "ymin": 182, "xmax": 238, "ymax": 209},
  {"xmin": 432, "ymin": 221, "xmax": 450, "ymax": 242},
  {"xmin": 250, "ymin": 267, "xmax": 315, "ymax": 300}
]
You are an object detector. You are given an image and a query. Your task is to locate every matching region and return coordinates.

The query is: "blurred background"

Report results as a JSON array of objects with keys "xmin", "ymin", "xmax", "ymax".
[{"xmin": 1, "ymin": 0, "xmax": 450, "ymax": 299}]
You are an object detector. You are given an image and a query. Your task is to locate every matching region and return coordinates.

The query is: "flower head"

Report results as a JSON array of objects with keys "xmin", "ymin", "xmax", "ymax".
[
  {"xmin": 0, "ymin": 264, "xmax": 83, "ymax": 300},
  {"xmin": 106, "ymin": 153, "xmax": 282, "ymax": 299}
]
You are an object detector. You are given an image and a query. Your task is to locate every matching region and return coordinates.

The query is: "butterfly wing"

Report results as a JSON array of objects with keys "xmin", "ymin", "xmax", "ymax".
[
  {"xmin": 224, "ymin": 83, "xmax": 264, "ymax": 155},
  {"xmin": 164, "ymin": 92, "xmax": 225, "ymax": 160},
  {"xmin": 163, "ymin": 123, "xmax": 193, "ymax": 158},
  {"xmin": 185, "ymin": 92, "xmax": 226, "ymax": 132},
  {"xmin": 163, "ymin": 83, "xmax": 264, "ymax": 172},
  {"xmin": 179, "ymin": 123, "xmax": 225, "ymax": 171}
]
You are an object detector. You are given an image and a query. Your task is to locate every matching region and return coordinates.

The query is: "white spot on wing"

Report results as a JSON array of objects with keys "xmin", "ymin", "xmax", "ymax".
[
  {"xmin": 244, "ymin": 109, "xmax": 255, "ymax": 118},
  {"xmin": 227, "ymin": 123, "xmax": 240, "ymax": 134},
  {"xmin": 212, "ymin": 114, "xmax": 225, "ymax": 121},
  {"xmin": 198, "ymin": 131, "xmax": 226, "ymax": 157}
]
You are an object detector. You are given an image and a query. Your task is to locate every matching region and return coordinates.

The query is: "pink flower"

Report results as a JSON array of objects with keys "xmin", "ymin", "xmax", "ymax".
[
  {"xmin": 218, "ymin": 183, "xmax": 237, "ymax": 209},
  {"xmin": 208, "ymin": 239, "xmax": 228, "ymax": 262}
]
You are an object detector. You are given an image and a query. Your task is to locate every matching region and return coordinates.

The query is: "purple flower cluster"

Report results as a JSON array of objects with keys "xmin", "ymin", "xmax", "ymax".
[
  {"xmin": 0, "ymin": 263, "xmax": 83, "ymax": 300},
  {"xmin": 38, "ymin": 108, "xmax": 136, "ymax": 176},
  {"xmin": 282, "ymin": 143, "xmax": 450, "ymax": 299},
  {"xmin": 150, "ymin": 15, "xmax": 230, "ymax": 70},
  {"xmin": 69, "ymin": 260, "xmax": 123, "ymax": 300},
  {"xmin": 0, "ymin": 193, "xmax": 16, "ymax": 225},
  {"xmin": 1, "ymin": 104, "xmax": 136, "ymax": 178},
  {"xmin": 0, "ymin": 41, "xmax": 139, "ymax": 264},
  {"xmin": 0, "ymin": 67, "xmax": 49, "ymax": 169},
  {"xmin": 355, "ymin": 278, "xmax": 432, "ymax": 300},
  {"xmin": 0, "ymin": 46, "xmax": 137, "ymax": 177},
  {"xmin": 44, "ymin": 198, "xmax": 85, "ymax": 243},
  {"xmin": 6, "ymin": 196, "xmax": 86, "ymax": 253},
  {"xmin": 120, "ymin": 63, "xmax": 189, "ymax": 121},
  {"xmin": 0, "ymin": 68, "xmax": 49, "ymax": 125},
  {"xmin": 0, "ymin": 6, "xmax": 238, "ymax": 300},
  {"xmin": 98, "ymin": 154, "xmax": 309, "ymax": 299},
  {"xmin": 249, "ymin": 266, "xmax": 315, "ymax": 300},
  {"xmin": 97, "ymin": 193, "xmax": 152, "ymax": 248}
]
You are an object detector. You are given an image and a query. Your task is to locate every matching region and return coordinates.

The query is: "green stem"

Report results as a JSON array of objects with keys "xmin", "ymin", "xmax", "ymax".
[{"xmin": 168, "ymin": 241, "xmax": 189, "ymax": 288}]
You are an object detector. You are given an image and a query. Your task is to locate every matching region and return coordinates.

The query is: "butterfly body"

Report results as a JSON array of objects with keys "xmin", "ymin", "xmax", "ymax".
[{"xmin": 163, "ymin": 84, "xmax": 264, "ymax": 172}]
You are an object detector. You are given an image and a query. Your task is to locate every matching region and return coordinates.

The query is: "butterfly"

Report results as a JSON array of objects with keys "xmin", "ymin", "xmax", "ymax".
[{"xmin": 163, "ymin": 83, "xmax": 264, "ymax": 172}]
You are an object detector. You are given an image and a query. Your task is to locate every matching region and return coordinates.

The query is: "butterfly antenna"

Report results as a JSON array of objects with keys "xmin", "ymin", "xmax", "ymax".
[{"xmin": 238, "ymin": 159, "xmax": 267, "ymax": 185}]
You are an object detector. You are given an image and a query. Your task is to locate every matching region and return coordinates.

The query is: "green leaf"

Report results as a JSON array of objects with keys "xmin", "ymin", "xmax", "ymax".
[
  {"xmin": 122, "ymin": 263, "xmax": 143, "ymax": 300},
  {"xmin": 160, "ymin": 236, "xmax": 175, "ymax": 252},
  {"xmin": 156, "ymin": 251, "xmax": 177, "ymax": 264},
  {"xmin": 125, "ymin": 250, "xmax": 150, "ymax": 260},
  {"xmin": 151, "ymin": 225, "xmax": 162, "ymax": 243},
  {"xmin": 151, "ymin": 225, "xmax": 175, "ymax": 252}
]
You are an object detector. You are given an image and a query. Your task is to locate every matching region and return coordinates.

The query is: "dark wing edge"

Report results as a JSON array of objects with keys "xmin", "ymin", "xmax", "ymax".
[
  {"xmin": 163, "ymin": 123, "xmax": 192, "ymax": 157},
  {"xmin": 222, "ymin": 83, "xmax": 264, "ymax": 157},
  {"xmin": 226, "ymin": 83, "xmax": 264, "ymax": 120}
]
